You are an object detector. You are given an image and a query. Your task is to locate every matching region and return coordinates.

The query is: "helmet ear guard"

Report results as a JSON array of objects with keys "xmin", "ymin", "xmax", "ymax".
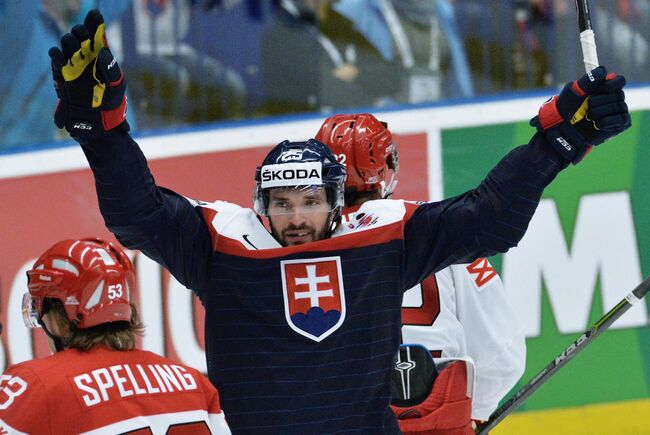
[{"xmin": 254, "ymin": 139, "xmax": 346, "ymax": 216}]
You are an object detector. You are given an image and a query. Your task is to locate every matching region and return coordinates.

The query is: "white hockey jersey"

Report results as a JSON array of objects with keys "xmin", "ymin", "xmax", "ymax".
[{"xmin": 401, "ymin": 259, "xmax": 526, "ymax": 420}]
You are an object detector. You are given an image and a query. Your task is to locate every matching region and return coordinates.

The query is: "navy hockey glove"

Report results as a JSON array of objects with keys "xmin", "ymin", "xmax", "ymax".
[
  {"xmin": 530, "ymin": 66, "xmax": 631, "ymax": 164},
  {"xmin": 49, "ymin": 9, "xmax": 128, "ymax": 136}
]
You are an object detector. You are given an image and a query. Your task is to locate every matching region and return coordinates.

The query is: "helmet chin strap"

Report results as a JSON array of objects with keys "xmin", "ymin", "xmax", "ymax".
[
  {"xmin": 37, "ymin": 318, "xmax": 68, "ymax": 353},
  {"xmin": 325, "ymin": 208, "xmax": 341, "ymax": 238},
  {"xmin": 381, "ymin": 177, "xmax": 398, "ymax": 199}
]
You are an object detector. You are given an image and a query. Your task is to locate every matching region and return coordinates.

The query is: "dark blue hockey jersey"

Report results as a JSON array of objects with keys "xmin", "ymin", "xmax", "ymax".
[{"xmin": 79, "ymin": 129, "xmax": 566, "ymax": 434}]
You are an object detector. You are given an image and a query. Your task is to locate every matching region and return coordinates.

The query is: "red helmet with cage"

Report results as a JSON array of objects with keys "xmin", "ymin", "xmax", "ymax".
[
  {"xmin": 23, "ymin": 238, "xmax": 134, "ymax": 329},
  {"xmin": 315, "ymin": 113, "xmax": 399, "ymax": 198}
]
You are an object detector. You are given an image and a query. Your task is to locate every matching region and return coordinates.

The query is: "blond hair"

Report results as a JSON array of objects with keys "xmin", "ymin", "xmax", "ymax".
[{"xmin": 45, "ymin": 299, "xmax": 145, "ymax": 351}]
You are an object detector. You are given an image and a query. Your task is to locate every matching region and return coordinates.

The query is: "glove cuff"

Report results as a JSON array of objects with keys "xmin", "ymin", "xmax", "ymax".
[
  {"xmin": 55, "ymin": 100, "xmax": 129, "ymax": 137},
  {"xmin": 542, "ymin": 122, "xmax": 591, "ymax": 164},
  {"xmin": 102, "ymin": 94, "xmax": 128, "ymax": 131}
]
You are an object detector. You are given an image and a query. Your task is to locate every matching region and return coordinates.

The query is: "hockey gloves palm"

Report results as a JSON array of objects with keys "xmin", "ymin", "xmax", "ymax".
[
  {"xmin": 530, "ymin": 66, "xmax": 631, "ymax": 164},
  {"xmin": 49, "ymin": 9, "xmax": 128, "ymax": 136}
]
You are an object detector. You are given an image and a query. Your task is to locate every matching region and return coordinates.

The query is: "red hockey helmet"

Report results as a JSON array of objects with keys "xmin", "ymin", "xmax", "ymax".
[
  {"xmin": 23, "ymin": 238, "xmax": 134, "ymax": 329},
  {"xmin": 315, "ymin": 113, "xmax": 399, "ymax": 198}
]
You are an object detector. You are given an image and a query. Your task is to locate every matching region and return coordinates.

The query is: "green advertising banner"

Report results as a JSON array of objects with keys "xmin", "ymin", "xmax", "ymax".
[{"xmin": 441, "ymin": 111, "xmax": 650, "ymax": 434}]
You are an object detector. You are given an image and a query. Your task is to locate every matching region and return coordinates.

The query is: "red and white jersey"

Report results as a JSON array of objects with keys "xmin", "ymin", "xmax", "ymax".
[
  {"xmin": 0, "ymin": 347, "xmax": 231, "ymax": 434},
  {"xmin": 401, "ymin": 260, "xmax": 526, "ymax": 420}
]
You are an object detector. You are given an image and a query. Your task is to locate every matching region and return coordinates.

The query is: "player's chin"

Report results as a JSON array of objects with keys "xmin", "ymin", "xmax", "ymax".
[
  {"xmin": 283, "ymin": 235, "xmax": 314, "ymax": 246},
  {"xmin": 282, "ymin": 230, "xmax": 316, "ymax": 246}
]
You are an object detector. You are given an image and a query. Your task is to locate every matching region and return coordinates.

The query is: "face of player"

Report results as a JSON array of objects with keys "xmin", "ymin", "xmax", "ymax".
[{"xmin": 267, "ymin": 187, "xmax": 333, "ymax": 246}]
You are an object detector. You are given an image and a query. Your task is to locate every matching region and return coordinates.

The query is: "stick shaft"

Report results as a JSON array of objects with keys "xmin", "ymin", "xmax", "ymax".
[
  {"xmin": 575, "ymin": 0, "xmax": 593, "ymax": 32},
  {"xmin": 575, "ymin": 0, "xmax": 599, "ymax": 72},
  {"xmin": 475, "ymin": 275, "xmax": 650, "ymax": 435}
]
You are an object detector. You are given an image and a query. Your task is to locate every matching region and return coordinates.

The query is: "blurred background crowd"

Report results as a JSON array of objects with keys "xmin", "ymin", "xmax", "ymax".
[{"xmin": 0, "ymin": 0, "xmax": 648, "ymax": 151}]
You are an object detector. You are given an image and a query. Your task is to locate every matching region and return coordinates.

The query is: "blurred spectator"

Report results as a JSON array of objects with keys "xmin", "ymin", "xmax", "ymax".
[
  {"xmin": 187, "ymin": 0, "xmax": 273, "ymax": 116},
  {"xmin": 455, "ymin": 0, "xmax": 551, "ymax": 93},
  {"xmin": 591, "ymin": 0, "xmax": 649, "ymax": 82},
  {"xmin": 0, "ymin": 0, "xmax": 130, "ymax": 151},
  {"xmin": 512, "ymin": 0, "xmax": 552, "ymax": 88},
  {"xmin": 123, "ymin": 0, "xmax": 247, "ymax": 128},
  {"xmin": 260, "ymin": 0, "xmax": 401, "ymax": 115},
  {"xmin": 1, "ymin": 0, "xmax": 646, "ymax": 149},
  {"xmin": 522, "ymin": 0, "xmax": 650, "ymax": 87},
  {"xmin": 335, "ymin": 0, "xmax": 474, "ymax": 103},
  {"xmin": 457, "ymin": 0, "xmax": 649, "ymax": 94},
  {"xmin": 521, "ymin": 0, "xmax": 649, "ymax": 87}
]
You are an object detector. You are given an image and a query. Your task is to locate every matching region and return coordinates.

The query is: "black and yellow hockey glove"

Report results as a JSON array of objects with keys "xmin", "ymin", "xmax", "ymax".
[{"xmin": 49, "ymin": 9, "xmax": 128, "ymax": 136}]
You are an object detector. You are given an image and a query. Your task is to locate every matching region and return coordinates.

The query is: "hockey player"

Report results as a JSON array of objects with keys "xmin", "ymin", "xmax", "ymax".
[
  {"xmin": 0, "ymin": 238, "xmax": 231, "ymax": 434},
  {"xmin": 47, "ymin": 9, "xmax": 630, "ymax": 434},
  {"xmin": 316, "ymin": 113, "xmax": 527, "ymax": 433}
]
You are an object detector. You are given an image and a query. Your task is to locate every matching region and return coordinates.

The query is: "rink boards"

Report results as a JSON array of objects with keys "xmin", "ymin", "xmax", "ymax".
[{"xmin": 1, "ymin": 87, "xmax": 650, "ymax": 433}]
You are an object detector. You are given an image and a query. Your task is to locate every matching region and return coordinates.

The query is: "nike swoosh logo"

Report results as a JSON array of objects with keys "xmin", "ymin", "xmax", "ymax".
[{"xmin": 242, "ymin": 234, "xmax": 258, "ymax": 250}]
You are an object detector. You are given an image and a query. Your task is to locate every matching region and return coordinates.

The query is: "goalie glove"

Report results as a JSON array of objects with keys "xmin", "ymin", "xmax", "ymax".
[
  {"xmin": 390, "ymin": 345, "xmax": 473, "ymax": 435},
  {"xmin": 391, "ymin": 344, "xmax": 438, "ymax": 409},
  {"xmin": 530, "ymin": 66, "xmax": 631, "ymax": 164},
  {"xmin": 49, "ymin": 9, "xmax": 128, "ymax": 136}
]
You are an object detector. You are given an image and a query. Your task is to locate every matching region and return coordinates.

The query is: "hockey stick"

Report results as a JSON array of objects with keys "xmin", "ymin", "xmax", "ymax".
[
  {"xmin": 475, "ymin": 275, "xmax": 650, "ymax": 435},
  {"xmin": 575, "ymin": 0, "xmax": 599, "ymax": 72}
]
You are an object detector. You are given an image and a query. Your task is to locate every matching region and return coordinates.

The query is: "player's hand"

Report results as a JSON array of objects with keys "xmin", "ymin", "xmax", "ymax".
[
  {"xmin": 49, "ymin": 9, "xmax": 128, "ymax": 136},
  {"xmin": 530, "ymin": 66, "xmax": 631, "ymax": 164}
]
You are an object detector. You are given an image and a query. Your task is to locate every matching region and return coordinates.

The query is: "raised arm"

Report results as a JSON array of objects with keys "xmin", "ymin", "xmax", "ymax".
[
  {"xmin": 49, "ymin": 9, "xmax": 213, "ymax": 292},
  {"xmin": 403, "ymin": 66, "xmax": 631, "ymax": 286},
  {"xmin": 79, "ymin": 130, "xmax": 213, "ymax": 291}
]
